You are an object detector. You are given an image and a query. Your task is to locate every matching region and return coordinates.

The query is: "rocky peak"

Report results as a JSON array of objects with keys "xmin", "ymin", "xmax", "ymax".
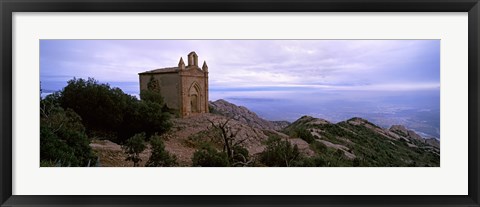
[
  {"xmin": 209, "ymin": 99, "xmax": 285, "ymax": 131},
  {"xmin": 294, "ymin": 115, "xmax": 331, "ymax": 125},
  {"xmin": 347, "ymin": 117, "xmax": 378, "ymax": 128}
]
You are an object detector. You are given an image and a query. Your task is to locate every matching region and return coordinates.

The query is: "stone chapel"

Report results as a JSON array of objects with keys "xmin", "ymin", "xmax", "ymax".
[{"xmin": 138, "ymin": 51, "xmax": 209, "ymax": 117}]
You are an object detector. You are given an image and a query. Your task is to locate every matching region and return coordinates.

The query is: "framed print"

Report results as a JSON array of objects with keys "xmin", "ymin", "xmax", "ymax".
[{"xmin": 1, "ymin": 0, "xmax": 479, "ymax": 206}]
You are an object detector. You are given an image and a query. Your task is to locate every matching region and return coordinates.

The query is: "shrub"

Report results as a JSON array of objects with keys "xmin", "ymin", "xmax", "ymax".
[
  {"xmin": 140, "ymin": 89, "xmax": 165, "ymax": 104},
  {"xmin": 59, "ymin": 78, "xmax": 130, "ymax": 134},
  {"xmin": 57, "ymin": 78, "xmax": 171, "ymax": 143},
  {"xmin": 122, "ymin": 133, "xmax": 147, "ymax": 167},
  {"xmin": 146, "ymin": 134, "xmax": 177, "ymax": 167},
  {"xmin": 291, "ymin": 157, "xmax": 316, "ymax": 167},
  {"xmin": 294, "ymin": 127, "xmax": 315, "ymax": 143},
  {"xmin": 192, "ymin": 145, "xmax": 229, "ymax": 167},
  {"xmin": 231, "ymin": 145, "xmax": 250, "ymax": 166},
  {"xmin": 40, "ymin": 102, "xmax": 97, "ymax": 167},
  {"xmin": 208, "ymin": 105, "xmax": 217, "ymax": 114},
  {"xmin": 259, "ymin": 135, "xmax": 302, "ymax": 167},
  {"xmin": 120, "ymin": 101, "xmax": 172, "ymax": 140},
  {"xmin": 353, "ymin": 158, "xmax": 361, "ymax": 167},
  {"xmin": 310, "ymin": 140, "xmax": 328, "ymax": 153}
]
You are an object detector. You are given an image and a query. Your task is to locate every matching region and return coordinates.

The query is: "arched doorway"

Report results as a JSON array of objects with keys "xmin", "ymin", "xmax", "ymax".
[{"xmin": 188, "ymin": 82, "xmax": 201, "ymax": 113}]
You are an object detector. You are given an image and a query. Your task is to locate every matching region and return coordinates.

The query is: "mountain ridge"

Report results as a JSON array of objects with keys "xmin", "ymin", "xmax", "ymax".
[
  {"xmin": 210, "ymin": 99, "xmax": 439, "ymax": 143},
  {"xmin": 91, "ymin": 99, "xmax": 440, "ymax": 167}
]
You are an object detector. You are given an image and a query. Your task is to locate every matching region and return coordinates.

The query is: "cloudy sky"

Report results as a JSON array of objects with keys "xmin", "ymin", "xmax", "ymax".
[
  {"xmin": 40, "ymin": 40, "xmax": 440, "ymax": 136},
  {"xmin": 40, "ymin": 40, "xmax": 439, "ymax": 93}
]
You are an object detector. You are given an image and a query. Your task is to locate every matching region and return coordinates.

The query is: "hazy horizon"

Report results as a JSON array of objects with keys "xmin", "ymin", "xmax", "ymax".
[{"xmin": 40, "ymin": 40, "xmax": 440, "ymax": 139}]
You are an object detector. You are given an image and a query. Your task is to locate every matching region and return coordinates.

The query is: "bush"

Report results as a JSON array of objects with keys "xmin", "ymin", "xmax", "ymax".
[
  {"xmin": 353, "ymin": 158, "xmax": 361, "ymax": 167},
  {"xmin": 140, "ymin": 89, "xmax": 165, "ymax": 104},
  {"xmin": 294, "ymin": 127, "xmax": 315, "ymax": 143},
  {"xmin": 120, "ymin": 101, "xmax": 172, "ymax": 141},
  {"xmin": 59, "ymin": 78, "xmax": 130, "ymax": 134},
  {"xmin": 290, "ymin": 156, "xmax": 328, "ymax": 167},
  {"xmin": 192, "ymin": 145, "xmax": 229, "ymax": 167},
  {"xmin": 259, "ymin": 135, "xmax": 302, "ymax": 167},
  {"xmin": 146, "ymin": 134, "xmax": 177, "ymax": 167},
  {"xmin": 310, "ymin": 141, "xmax": 328, "ymax": 153},
  {"xmin": 122, "ymin": 133, "xmax": 147, "ymax": 167},
  {"xmin": 231, "ymin": 145, "xmax": 250, "ymax": 166},
  {"xmin": 40, "ymin": 103, "xmax": 97, "ymax": 167},
  {"xmin": 57, "ymin": 78, "xmax": 171, "ymax": 143}
]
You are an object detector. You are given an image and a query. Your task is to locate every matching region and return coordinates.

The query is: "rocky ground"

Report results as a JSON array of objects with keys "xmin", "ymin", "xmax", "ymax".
[
  {"xmin": 90, "ymin": 113, "xmax": 312, "ymax": 167},
  {"xmin": 90, "ymin": 139, "xmax": 151, "ymax": 167}
]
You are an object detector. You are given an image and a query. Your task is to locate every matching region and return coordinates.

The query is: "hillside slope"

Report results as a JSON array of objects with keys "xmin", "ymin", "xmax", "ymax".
[
  {"xmin": 91, "ymin": 113, "xmax": 312, "ymax": 166},
  {"xmin": 283, "ymin": 116, "xmax": 440, "ymax": 167},
  {"xmin": 91, "ymin": 102, "xmax": 440, "ymax": 167}
]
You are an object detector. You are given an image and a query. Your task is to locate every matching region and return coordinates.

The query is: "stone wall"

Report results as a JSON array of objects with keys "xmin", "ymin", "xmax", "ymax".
[{"xmin": 139, "ymin": 73, "xmax": 180, "ymax": 110}]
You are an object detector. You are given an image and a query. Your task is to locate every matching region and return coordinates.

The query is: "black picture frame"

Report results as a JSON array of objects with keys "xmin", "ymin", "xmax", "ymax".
[{"xmin": 1, "ymin": 0, "xmax": 479, "ymax": 206}]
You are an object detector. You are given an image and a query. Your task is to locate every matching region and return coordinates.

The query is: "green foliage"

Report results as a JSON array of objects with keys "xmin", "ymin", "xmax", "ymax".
[
  {"xmin": 231, "ymin": 145, "xmax": 250, "ymax": 166},
  {"xmin": 310, "ymin": 140, "xmax": 328, "ymax": 152},
  {"xmin": 208, "ymin": 105, "xmax": 220, "ymax": 115},
  {"xmin": 40, "ymin": 101, "xmax": 97, "ymax": 167},
  {"xmin": 140, "ymin": 89, "xmax": 165, "ymax": 104},
  {"xmin": 291, "ymin": 156, "xmax": 327, "ymax": 167},
  {"xmin": 259, "ymin": 135, "xmax": 302, "ymax": 167},
  {"xmin": 146, "ymin": 134, "xmax": 178, "ymax": 167},
  {"xmin": 57, "ymin": 78, "xmax": 171, "ymax": 143},
  {"xmin": 353, "ymin": 158, "xmax": 361, "ymax": 167},
  {"xmin": 207, "ymin": 118, "xmax": 253, "ymax": 166},
  {"xmin": 147, "ymin": 75, "xmax": 160, "ymax": 92},
  {"xmin": 120, "ymin": 100, "xmax": 172, "ymax": 140},
  {"xmin": 187, "ymin": 126, "xmax": 251, "ymax": 167},
  {"xmin": 122, "ymin": 133, "xmax": 147, "ymax": 167},
  {"xmin": 192, "ymin": 145, "xmax": 230, "ymax": 167},
  {"xmin": 296, "ymin": 127, "xmax": 315, "ymax": 143},
  {"xmin": 59, "ymin": 78, "xmax": 130, "ymax": 134}
]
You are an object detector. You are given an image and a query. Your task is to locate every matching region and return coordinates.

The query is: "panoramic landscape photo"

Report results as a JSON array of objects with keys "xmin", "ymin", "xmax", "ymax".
[{"xmin": 40, "ymin": 40, "xmax": 440, "ymax": 167}]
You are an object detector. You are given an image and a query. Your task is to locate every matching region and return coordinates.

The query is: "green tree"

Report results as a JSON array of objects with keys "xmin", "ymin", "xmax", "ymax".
[
  {"xmin": 57, "ymin": 78, "xmax": 171, "ymax": 143},
  {"xmin": 122, "ymin": 133, "xmax": 147, "ymax": 167},
  {"xmin": 230, "ymin": 145, "xmax": 251, "ymax": 166},
  {"xmin": 140, "ymin": 89, "xmax": 164, "ymax": 104},
  {"xmin": 59, "ymin": 78, "xmax": 129, "ymax": 133},
  {"xmin": 40, "ymin": 97, "xmax": 97, "ymax": 167},
  {"xmin": 145, "ymin": 134, "xmax": 177, "ymax": 167},
  {"xmin": 192, "ymin": 145, "xmax": 230, "ymax": 167},
  {"xmin": 295, "ymin": 127, "xmax": 315, "ymax": 143},
  {"xmin": 260, "ymin": 135, "xmax": 301, "ymax": 167}
]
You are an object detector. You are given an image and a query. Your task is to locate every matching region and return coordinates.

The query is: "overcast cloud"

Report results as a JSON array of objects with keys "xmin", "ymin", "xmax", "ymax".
[{"xmin": 40, "ymin": 40, "xmax": 440, "ymax": 93}]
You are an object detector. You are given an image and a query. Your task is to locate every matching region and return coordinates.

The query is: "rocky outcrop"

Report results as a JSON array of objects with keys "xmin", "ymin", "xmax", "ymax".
[
  {"xmin": 271, "ymin": 121, "xmax": 291, "ymax": 130},
  {"xmin": 209, "ymin": 99, "xmax": 287, "ymax": 131},
  {"xmin": 425, "ymin": 138, "xmax": 440, "ymax": 148},
  {"xmin": 390, "ymin": 125, "xmax": 423, "ymax": 141}
]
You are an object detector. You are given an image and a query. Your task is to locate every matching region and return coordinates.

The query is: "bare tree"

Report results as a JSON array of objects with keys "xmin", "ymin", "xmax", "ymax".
[{"xmin": 207, "ymin": 118, "xmax": 252, "ymax": 166}]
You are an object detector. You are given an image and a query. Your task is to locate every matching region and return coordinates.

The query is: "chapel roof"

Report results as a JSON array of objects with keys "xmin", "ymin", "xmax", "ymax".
[{"xmin": 138, "ymin": 67, "xmax": 180, "ymax": 75}]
